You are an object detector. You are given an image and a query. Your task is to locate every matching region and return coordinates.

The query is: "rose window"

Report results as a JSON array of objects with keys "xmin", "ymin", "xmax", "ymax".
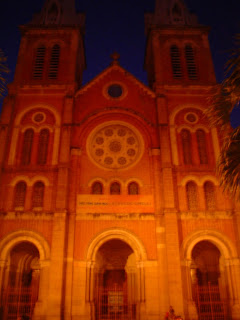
[{"xmin": 88, "ymin": 123, "xmax": 143, "ymax": 169}]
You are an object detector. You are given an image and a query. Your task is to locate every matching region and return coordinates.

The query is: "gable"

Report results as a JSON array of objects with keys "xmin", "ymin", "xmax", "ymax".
[{"xmin": 74, "ymin": 65, "xmax": 156, "ymax": 126}]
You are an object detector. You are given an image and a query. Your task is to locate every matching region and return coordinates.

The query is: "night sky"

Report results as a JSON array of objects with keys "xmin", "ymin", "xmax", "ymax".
[{"xmin": 0, "ymin": 0, "xmax": 240, "ymax": 126}]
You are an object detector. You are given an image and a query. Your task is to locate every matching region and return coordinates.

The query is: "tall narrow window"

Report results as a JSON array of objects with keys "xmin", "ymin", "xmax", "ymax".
[
  {"xmin": 186, "ymin": 181, "xmax": 198, "ymax": 210},
  {"xmin": 128, "ymin": 182, "xmax": 139, "ymax": 195},
  {"xmin": 204, "ymin": 181, "xmax": 215, "ymax": 210},
  {"xmin": 92, "ymin": 182, "xmax": 103, "ymax": 194},
  {"xmin": 196, "ymin": 129, "xmax": 208, "ymax": 164},
  {"xmin": 185, "ymin": 44, "xmax": 197, "ymax": 80},
  {"xmin": 110, "ymin": 182, "xmax": 121, "ymax": 195},
  {"xmin": 170, "ymin": 45, "xmax": 182, "ymax": 79},
  {"xmin": 171, "ymin": 3, "xmax": 184, "ymax": 24},
  {"xmin": 33, "ymin": 46, "xmax": 46, "ymax": 79},
  {"xmin": 46, "ymin": 2, "xmax": 59, "ymax": 24},
  {"xmin": 32, "ymin": 182, "xmax": 45, "ymax": 208},
  {"xmin": 37, "ymin": 129, "xmax": 49, "ymax": 165},
  {"xmin": 21, "ymin": 129, "xmax": 34, "ymax": 165},
  {"xmin": 14, "ymin": 181, "xmax": 27, "ymax": 208},
  {"xmin": 48, "ymin": 44, "xmax": 60, "ymax": 79},
  {"xmin": 181, "ymin": 129, "xmax": 192, "ymax": 164}
]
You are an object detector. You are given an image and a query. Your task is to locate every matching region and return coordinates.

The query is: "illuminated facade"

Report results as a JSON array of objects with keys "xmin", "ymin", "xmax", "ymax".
[{"xmin": 0, "ymin": 0, "xmax": 240, "ymax": 320}]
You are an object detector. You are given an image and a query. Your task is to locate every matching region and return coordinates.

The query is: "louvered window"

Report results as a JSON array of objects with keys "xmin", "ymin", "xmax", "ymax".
[
  {"xmin": 128, "ymin": 182, "xmax": 139, "ymax": 195},
  {"xmin": 14, "ymin": 181, "xmax": 27, "ymax": 208},
  {"xmin": 21, "ymin": 129, "xmax": 34, "ymax": 165},
  {"xmin": 33, "ymin": 46, "xmax": 46, "ymax": 79},
  {"xmin": 170, "ymin": 45, "xmax": 182, "ymax": 79},
  {"xmin": 48, "ymin": 44, "xmax": 60, "ymax": 79},
  {"xmin": 204, "ymin": 182, "xmax": 215, "ymax": 210},
  {"xmin": 37, "ymin": 129, "xmax": 49, "ymax": 165},
  {"xmin": 92, "ymin": 182, "xmax": 103, "ymax": 194},
  {"xmin": 196, "ymin": 129, "xmax": 208, "ymax": 164},
  {"xmin": 181, "ymin": 129, "xmax": 192, "ymax": 164},
  {"xmin": 110, "ymin": 182, "xmax": 121, "ymax": 195},
  {"xmin": 32, "ymin": 182, "xmax": 44, "ymax": 208},
  {"xmin": 185, "ymin": 44, "xmax": 198, "ymax": 80},
  {"xmin": 186, "ymin": 181, "xmax": 198, "ymax": 210}
]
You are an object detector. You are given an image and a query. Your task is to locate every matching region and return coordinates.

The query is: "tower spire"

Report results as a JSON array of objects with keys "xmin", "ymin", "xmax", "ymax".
[
  {"xmin": 29, "ymin": 0, "xmax": 85, "ymax": 27},
  {"xmin": 145, "ymin": 0, "xmax": 198, "ymax": 34}
]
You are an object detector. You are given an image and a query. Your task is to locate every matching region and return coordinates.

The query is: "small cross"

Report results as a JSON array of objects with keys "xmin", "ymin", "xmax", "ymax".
[{"xmin": 110, "ymin": 52, "xmax": 120, "ymax": 65}]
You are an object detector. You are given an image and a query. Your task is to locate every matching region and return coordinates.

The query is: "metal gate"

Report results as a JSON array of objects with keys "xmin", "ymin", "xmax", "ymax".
[
  {"xmin": 193, "ymin": 284, "xmax": 227, "ymax": 320},
  {"xmin": 95, "ymin": 284, "xmax": 136, "ymax": 320},
  {"xmin": 3, "ymin": 285, "xmax": 38, "ymax": 320}
]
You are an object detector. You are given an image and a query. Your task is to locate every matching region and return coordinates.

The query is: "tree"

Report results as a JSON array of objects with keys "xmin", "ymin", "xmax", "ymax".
[
  {"xmin": 0, "ymin": 48, "xmax": 10, "ymax": 99},
  {"xmin": 206, "ymin": 35, "xmax": 240, "ymax": 198}
]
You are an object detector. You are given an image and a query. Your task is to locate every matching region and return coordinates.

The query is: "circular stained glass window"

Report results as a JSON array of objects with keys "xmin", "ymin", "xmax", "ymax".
[
  {"xmin": 107, "ymin": 84, "xmax": 123, "ymax": 98},
  {"xmin": 185, "ymin": 113, "xmax": 198, "ymax": 123},
  {"xmin": 33, "ymin": 113, "xmax": 45, "ymax": 123},
  {"xmin": 87, "ymin": 123, "xmax": 144, "ymax": 170}
]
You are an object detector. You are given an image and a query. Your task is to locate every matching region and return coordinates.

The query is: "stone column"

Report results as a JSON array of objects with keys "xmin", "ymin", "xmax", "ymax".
[
  {"xmin": 181, "ymin": 260, "xmax": 198, "ymax": 320},
  {"xmin": 46, "ymin": 212, "xmax": 67, "ymax": 320},
  {"xmin": 229, "ymin": 259, "xmax": 240, "ymax": 320},
  {"xmin": 0, "ymin": 260, "xmax": 7, "ymax": 305},
  {"xmin": 33, "ymin": 260, "xmax": 50, "ymax": 320},
  {"xmin": 137, "ymin": 261, "xmax": 146, "ymax": 319}
]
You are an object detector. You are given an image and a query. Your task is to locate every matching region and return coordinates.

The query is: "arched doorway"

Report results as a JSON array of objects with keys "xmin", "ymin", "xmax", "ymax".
[
  {"xmin": 94, "ymin": 239, "xmax": 137, "ymax": 320},
  {"xmin": 190, "ymin": 241, "xmax": 228, "ymax": 320},
  {"xmin": 2, "ymin": 241, "xmax": 40, "ymax": 320}
]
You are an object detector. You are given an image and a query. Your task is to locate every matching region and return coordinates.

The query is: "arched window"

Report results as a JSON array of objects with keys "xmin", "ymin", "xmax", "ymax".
[
  {"xmin": 14, "ymin": 181, "xmax": 27, "ymax": 208},
  {"xmin": 185, "ymin": 44, "xmax": 197, "ymax": 80},
  {"xmin": 128, "ymin": 182, "xmax": 139, "ymax": 195},
  {"xmin": 46, "ymin": 2, "xmax": 60, "ymax": 24},
  {"xmin": 32, "ymin": 182, "xmax": 45, "ymax": 208},
  {"xmin": 48, "ymin": 44, "xmax": 60, "ymax": 79},
  {"xmin": 181, "ymin": 129, "xmax": 192, "ymax": 164},
  {"xmin": 37, "ymin": 129, "xmax": 49, "ymax": 165},
  {"xmin": 92, "ymin": 182, "xmax": 103, "ymax": 194},
  {"xmin": 204, "ymin": 181, "xmax": 215, "ymax": 210},
  {"xmin": 170, "ymin": 45, "xmax": 182, "ymax": 79},
  {"xmin": 110, "ymin": 182, "xmax": 121, "ymax": 195},
  {"xmin": 33, "ymin": 46, "xmax": 46, "ymax": 79},
  {"xmin": 21, "ymin": 129, "xmax": 34, "ymax": 165},
  {"xmin": 196, "ymin": 129, "xmax": 208, "ymax": 164},
  {"xmin": 171, "ymin": 2, "xmax": 184, "ymax": 24},
  {"xmin": 186, "ymin": 181, "xmax": 198, "ymax": 210}
]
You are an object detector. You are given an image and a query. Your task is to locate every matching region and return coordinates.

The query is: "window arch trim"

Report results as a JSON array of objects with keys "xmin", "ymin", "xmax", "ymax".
[
  {"xmin": 204, "ymin": 181, "xmax": 216, "ymax": 210},
  {"xmin": 186, "ymin": 181, "xmax": 198, "ymax": 210},
  {"xmin": 91, "ymin": 181, "xmax": 103, "ymax": 194},
  {"xmin": 128, "ymin": 182, "xmax": 139, "ymax": 195},
  {"xmin": 170, "ymin": 44, "xmax": 183, "ymax": 79},
  {"xmin": 110, "ymin": 181, "xmax": 121, "ymax": 195},
  {"xmin": 14, "ymin": 181, "xmax": 27, "ymax": 208},
  {"xmin": 32, "ymin": 181, "xmax": 45, "ymax": 208},
  {"xmin": 21, "ymin": 129, "xmax": 34, "ymax": 165}
]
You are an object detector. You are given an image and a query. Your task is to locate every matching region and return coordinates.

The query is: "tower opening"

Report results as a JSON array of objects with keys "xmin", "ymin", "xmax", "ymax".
[{"xmin": 94, "ymin": 239, "xmax": 137, "ymax": 320}]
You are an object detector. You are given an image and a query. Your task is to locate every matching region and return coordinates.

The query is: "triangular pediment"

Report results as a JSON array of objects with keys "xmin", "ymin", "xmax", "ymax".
[{"xmin": 76, "ymin": 64, "xmax": 155, "ymax": 99}]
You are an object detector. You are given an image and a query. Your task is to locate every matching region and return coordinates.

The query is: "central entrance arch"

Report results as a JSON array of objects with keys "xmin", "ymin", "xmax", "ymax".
[
  {"xmin": 95, "ymin": 239, "xmax": 137, "ymax": 319},
  {"xmin": 86, "ymin": 229, "xmax": 147, "ymax": 320}
]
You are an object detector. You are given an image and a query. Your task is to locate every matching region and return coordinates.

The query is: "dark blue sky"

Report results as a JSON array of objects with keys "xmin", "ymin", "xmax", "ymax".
[{"xmin": 0, "ymin": 0, "xmax": 240, "ymax": 125}]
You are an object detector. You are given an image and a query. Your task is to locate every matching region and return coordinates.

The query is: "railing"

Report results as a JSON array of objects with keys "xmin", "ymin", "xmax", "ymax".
[
  {"xmin": 3, "ymin": 286, "xmax": 38, "ymax": 320},
  {"xmin": 95, "ymin": 284, "xmax": 136, "ymax": 320},
  {"xmin": 193, "ymin": 284, "xmax": 227, "ymax": 320}
]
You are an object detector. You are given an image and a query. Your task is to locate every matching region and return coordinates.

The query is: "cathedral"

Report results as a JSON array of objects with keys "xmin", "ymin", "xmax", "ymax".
[{"xmin": 0, "ymin": 0, "xmax": 240, "ymax": 320}]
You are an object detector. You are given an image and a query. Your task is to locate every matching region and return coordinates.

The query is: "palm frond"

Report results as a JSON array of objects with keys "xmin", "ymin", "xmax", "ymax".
[
  {"xmin": 206, "ymin": 34, "xmax": 240, "ymax": 199},
  {"xmin": 217, "ymin": 127, "xmax": 240, "ymax": 198}
]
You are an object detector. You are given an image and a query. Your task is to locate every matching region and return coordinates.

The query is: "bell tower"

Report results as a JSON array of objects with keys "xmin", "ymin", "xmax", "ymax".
[
  {"xmin": 13, "ymin": 0, "xmax": 86, "ymax": 87},
  {"xmin": 144, "ymin": 0, "xmax": 216, "ymax": 89}
]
